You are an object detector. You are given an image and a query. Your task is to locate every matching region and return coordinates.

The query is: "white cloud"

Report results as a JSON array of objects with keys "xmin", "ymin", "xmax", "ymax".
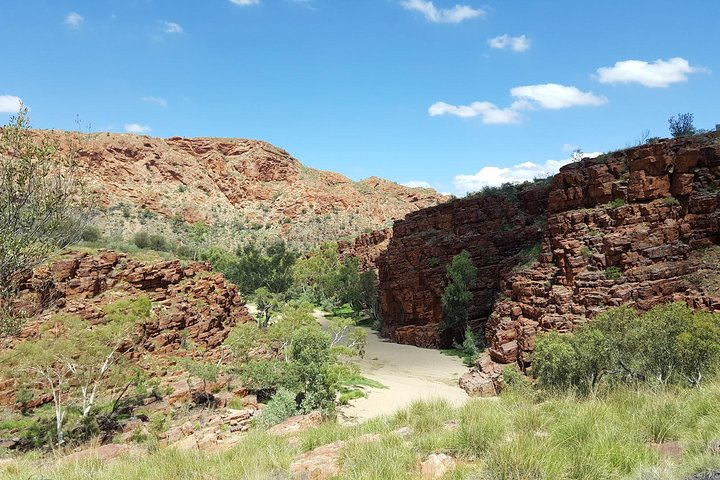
[
  {"xmin": 402, "ymin": 180, "xmax": 433, "ymax": 188},
  {"xmin": 488, "ymin": 34, "xmax": 530, "ymax": 52},
  {"xmin": 163, "ymin": 21, "xmax": 183, "ymax": 34},
  {"xmin": 0, "ymin": 95, "xmax": 23, "ymax": 114},
  {"xmin": 430, "ymin": 84, "xmax": 606, "ymax": 124},
  {"xmin": 596, "ymin": 57, "xmax": 701, "ymax": 88},
  {"xmin": 65, "ymin": 12, "xmax": 84, "ymax": 29},
  {"xmin": 124, "ymin": 123, "xmax": 152, "ymax": 134},
  {"xmin": 230, "ymin": 0, "xmax": 261, "ymax": 5},
  {"xmin": 561, "ymin": 143, "xmax": 578, "ymax": 152},
  {"xmin": 141, "ymin": 96, "xmax": 168, "ymax": 107},
  {"xmin": 428, "ymin": 101, "xmax": 521, "ymax": 124},
  {"xmin": 510, "ymin": 84, "xmax": 608, "ymax": 110},
  {"xmin": 401, "ymin": 0, "xmax": 484, "ymax": 23},
  {"xmin": 453, "ymin": 152, "xmax": 603, "ymax": 194}
]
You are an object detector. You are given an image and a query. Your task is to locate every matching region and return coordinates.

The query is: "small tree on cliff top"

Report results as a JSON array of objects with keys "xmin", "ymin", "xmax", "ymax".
[{"xmin": 441, "ymin": 250, "xmax": 478, "ymax": 345}]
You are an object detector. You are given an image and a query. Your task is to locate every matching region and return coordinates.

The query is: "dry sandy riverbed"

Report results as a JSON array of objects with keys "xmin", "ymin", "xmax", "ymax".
[{"xmin": 338, "ymin": 323, "xmax": 469, "ymax": 424}]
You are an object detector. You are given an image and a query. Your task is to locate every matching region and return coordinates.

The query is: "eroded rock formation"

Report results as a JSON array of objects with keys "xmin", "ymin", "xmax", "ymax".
[
  {"xmin": 377, "ymin": 187, "xmax": 548, "ymax": 348},
  {"xmin": 337, "ymin": 228, "xmax": 393, "ymax": 271},
  {"xmin": 378, "ymin": 133, "xmax": 720, "ymax": 371},
  {"xmin": 0, "ymin": 250, "xmax": 252, "ymax": 408}
]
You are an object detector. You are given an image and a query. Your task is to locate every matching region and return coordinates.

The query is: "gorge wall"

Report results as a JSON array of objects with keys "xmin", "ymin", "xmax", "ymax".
[{"xmin": 378, "ymin": 133, "xmax": 720, "ymax": 365}]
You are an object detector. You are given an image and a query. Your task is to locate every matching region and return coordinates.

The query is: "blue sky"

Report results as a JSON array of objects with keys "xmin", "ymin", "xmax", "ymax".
[{"xmin": 2, "ymin": 1, "xmax": 718, "ymax": 195}]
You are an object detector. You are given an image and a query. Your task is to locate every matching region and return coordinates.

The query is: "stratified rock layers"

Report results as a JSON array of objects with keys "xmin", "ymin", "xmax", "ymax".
[{"xmin": 379, "ymin": 133, "xmax": 720, "ymax": 365}]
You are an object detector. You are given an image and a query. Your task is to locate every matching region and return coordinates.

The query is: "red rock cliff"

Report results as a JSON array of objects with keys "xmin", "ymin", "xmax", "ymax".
[{"xmin": 378, "ymin": 133, "xmax": 720, "ymax": 358}]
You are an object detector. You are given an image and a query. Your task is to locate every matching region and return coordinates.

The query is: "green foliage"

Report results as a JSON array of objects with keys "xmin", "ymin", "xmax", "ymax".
[
  {"xmin": 132, "ymin": 231, "xmax": 170, "ymax": 252},
  {"xmin": 292, "ymin": 243, "xmax": 369, "ymax": 309},
  {"xmin": 662, "ymin": 196, "xmax": 681, "ymax": 206},
  {"xmin": 0, "ymin": 296, "xmax": 152, "ymax": 446},
  {"xmin": 669, "ymin": 112, "xmax": 696, "ymax": 138},
  {"xmin": 605, "ymin": 198, "xmax": 626, "ymax": 208},
  {"xmin": 253, "ymin": 387, "xmax": 299, "ymax": 428},
  {"xmin": 533, "ymin": 303, "xmax": 720, "ymax": 393},
  {"xmin": 440, "ymin": 250, "xmax": 478, "ymax": 343},
  {"xmin": 501, "ymin": 364, "xmax": 533, "ymax": 394},
  {"xmin": 80, "ymin": 226, "xmax": 102, "ymax": 242},
  {"xmin": 514, "ymin": 243, "xmax": 541, "ymax": 271},
  {"xmin": 533, "ymin": 332, "xmax": 579, "ymax": 392},
  {"xmin": 0, "ymin": 106, "xmax": 92, "ymax": 329},
  {"xmin": 604, "ymin": 266, "xmax": 623, "ymax": 280},
  {"xmin": 203, "ymin": 241, "xmax": 299, "ymax": 297}
]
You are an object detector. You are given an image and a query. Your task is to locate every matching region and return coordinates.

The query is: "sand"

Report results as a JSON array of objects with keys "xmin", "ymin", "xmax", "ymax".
[{"xmin": 339, "ymin": 326, "xmax": 470, "ymax": 424}]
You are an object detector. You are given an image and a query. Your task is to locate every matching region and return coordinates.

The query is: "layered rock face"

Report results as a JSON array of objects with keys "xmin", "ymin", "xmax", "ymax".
[
  {"xmin": 338, "ymin": 228, "xmax": 393, "ymax": 271},
  {"xmin": 11, "ymin": 250, "xmax": 251, "ymax": 354},
  {"xmin": 488, "ymin": 135, "xmax": 720, "ymax": 367},
  {"xmin": 377, "ymin": 187, "xmax": 548, "ymax": 348},
  {"xmin": 379, "ymin": 133, "xmax": 720, "ymax": 362}
]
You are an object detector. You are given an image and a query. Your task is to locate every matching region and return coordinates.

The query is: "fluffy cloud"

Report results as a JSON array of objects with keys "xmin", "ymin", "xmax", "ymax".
[
  {"xmin": 65, "ymin": 12, "xmax": 84, "ymax": 29},
  {"xmin": 0, "ymin": 95, "xmax": 23, "ymax": 114},
  {"xmin": 596, "ymin": 57, "xmax": 700, "ymax": 88},
  {"xmin": 124, "ymin": 123, "xmax": 152, "ymax": 134},
  {"xmin": 230, "ymin": 0, "xmax": 260, "ymax": 5},
  {"xmin": 430, "ymin": 84, "xmax": 606, "ymax": 124},
  {"xmin": 141, "ymin": 96, "xmax": 168, "ymax": 107},
  {"xmin": 429, "ymin": 101, "xmax": 520, "ymax": 124},
  {"xmin": 401, "ymin": 180, "xmax": 433, "ymax": 188},
  {"xmin": 453, "ymin": 152, "xmax": 603, "ymax": 194},
  {"xmin": 487, "ymin": 34, "xmax": 530, "ymax": 52},
  {"xmin": 401, "ymin": 0, "xmax": 484, "ymax": 23},
  {"xmin": 163, "ymin": 21, "xmax": 183, "ymax": 34},
  {"xmin": 510, "ymin": 84, "xmax": 608, "ymax": 110}
]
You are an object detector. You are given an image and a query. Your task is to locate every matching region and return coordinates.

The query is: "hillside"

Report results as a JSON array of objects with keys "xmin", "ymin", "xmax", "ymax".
[{"xmin": 44, "ymin": 130, "xmax": 446, "ymax": 249}]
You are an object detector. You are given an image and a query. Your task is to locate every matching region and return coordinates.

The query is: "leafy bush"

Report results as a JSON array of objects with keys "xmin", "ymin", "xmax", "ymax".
[
  {"xmin": 132, "ymin": 231, "xmax": 170, "ymax": 252},
  {"xmin": 254, "ymin": 388, "xmax": 299, "ymax": 428},
  {"xmin": 533, "ymin": 303, "xmax": 720, "ymax": 393},
  {"xmin": 0, "ymin": 106, "xmax": 92, "ymax": 310},
  {"xmin": 669, "ymin": 112, "xmax": 696, "ymax": 138},
  {"xmin": 80, "ymin": 226, "xmax": 102, "ymax": 242},
  {"xmin": 441, "ymin": 251, "xmax": 478, "ymax": 344},
  {"xmin": 604, "ymin": 266, "xmax": 623, "ymax": 280}
]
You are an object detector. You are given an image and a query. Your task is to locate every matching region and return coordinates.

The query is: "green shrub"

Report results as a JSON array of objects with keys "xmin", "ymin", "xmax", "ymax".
[
  {"xmin": 132, "ymin": 231, "xmax": 169, "ymax": 251},
  {"xmin": 502, "ymin": 364, "xmax": 533, "ymax": 394},
  {"xmin": 533, "ymin": 304, "xmax": 720, "ymax": 393},
  {"xmin": 254, "ymin": 388, "xmax": 299, "ymax": 428},
  {"xmin": 80, "ymin": 226, "xmax": 102, "ymax": 242},
  {"xmin": 441, "ymin": 251, "xmax": 478, "ymax": 345},
  {"xmin": 669, "ymin": 112, "xmax": 696, "ymax": 138},
  {"xmin": 663, "ymin": 196, "xmax": 681, "ymax": 206},
  {"xmin": 606, "ymin": 198, "xmax": 626, "ymax": 208},
  {"xmin": 604, "ymin": 266, "xmax": 623, "ymax": 280}
]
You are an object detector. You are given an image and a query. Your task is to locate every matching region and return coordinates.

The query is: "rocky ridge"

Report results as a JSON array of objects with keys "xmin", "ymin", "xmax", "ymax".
[
  {"xmin": 376, "ymin": 133, "xmax": 720, "ymax": 385},
  {"xmin": 38, "ymin": 130, "xmax": 446, "ymax": 249}
]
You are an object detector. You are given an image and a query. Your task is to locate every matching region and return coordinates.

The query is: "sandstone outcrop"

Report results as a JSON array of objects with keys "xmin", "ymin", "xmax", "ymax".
[
  {"xmin": 378, "ymin": 186, "xmax": 548, "ymax": 348},
  {"xmin": 1, "ymin": 250, "xmax": 252, "ymax": 408},
  {"xmin": 378, "ymin": 133, "xmax": 720, "ymax": 379},
  {"xmin": 338, "ymin": 228, "xmax": 392, "ymax": 271}
]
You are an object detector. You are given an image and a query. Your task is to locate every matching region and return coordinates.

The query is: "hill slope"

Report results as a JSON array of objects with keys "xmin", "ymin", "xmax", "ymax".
[{"xmin": 47, "ymin": 131, "xmax": 446, "ymax": 249}]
